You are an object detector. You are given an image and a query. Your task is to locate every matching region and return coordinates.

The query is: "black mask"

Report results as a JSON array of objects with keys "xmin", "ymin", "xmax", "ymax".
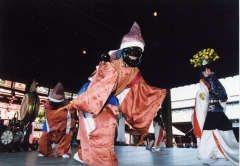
[{"xmin": 122, "ymin": 47, "xmax": 142, "ymax": 67}]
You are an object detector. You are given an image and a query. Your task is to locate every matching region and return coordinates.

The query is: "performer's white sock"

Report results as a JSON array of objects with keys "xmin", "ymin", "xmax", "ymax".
[
  {"xmin": 62, "ymin": 154, "xmax": 70, "ymax": 158},
  {"xmin": 38, "ymin": 153, "xmax": 44, "ymax": 157},
  {"xmin": 74, "ymin": 152, "xmax": 86, "ymax": 164}
]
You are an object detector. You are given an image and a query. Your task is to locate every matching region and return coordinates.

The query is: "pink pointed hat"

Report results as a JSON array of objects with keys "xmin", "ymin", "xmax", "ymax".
[
  {"xmin": 108, "ymin": 22, "xmax": 145, "ymax": 59},
  {"xmin": 48, "ymin": 82, "xmax": 65, "ymax": 102}
]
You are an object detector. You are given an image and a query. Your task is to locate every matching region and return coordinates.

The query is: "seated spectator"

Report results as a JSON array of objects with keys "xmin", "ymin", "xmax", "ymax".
[
  {"xmin": 189, "ymin": 142, "xmax": 196, "ymax": 148},
  {"xmin": 181, "ymin": 143, "xmax": 187, "ymax": 148}
]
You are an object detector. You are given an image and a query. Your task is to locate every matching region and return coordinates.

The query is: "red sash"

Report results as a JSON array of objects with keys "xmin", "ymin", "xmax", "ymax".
[{"xmin": 126, "ymin": 71, "xmax": 141, "ymax": 88}]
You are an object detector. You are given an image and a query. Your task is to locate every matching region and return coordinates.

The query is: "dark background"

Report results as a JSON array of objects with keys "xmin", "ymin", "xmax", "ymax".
[{"xmin": 0, "ymin": 0, "xmax": 239, "ymax": 92}]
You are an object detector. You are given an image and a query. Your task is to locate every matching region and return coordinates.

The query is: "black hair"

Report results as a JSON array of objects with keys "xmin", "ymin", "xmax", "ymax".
[{"xmin": 199, "ymin": 61, "xmax": 218, "ymax": 79}]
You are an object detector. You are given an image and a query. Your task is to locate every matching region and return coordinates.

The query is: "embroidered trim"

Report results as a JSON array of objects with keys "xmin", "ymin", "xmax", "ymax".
[
  {"xmin": 212, "ymin": 131, "xmax": 226, "ymax": 158},
  {"xmin": 201, "ymin": 79, "xmax": 210, "ymax": 89},
  {"xmin": 193, "ymin": 99, "xmax": 202, "ymax": 138},
  {"xmin": 156, "ymin": 127, "xmax": 165, "ymax": 147}
]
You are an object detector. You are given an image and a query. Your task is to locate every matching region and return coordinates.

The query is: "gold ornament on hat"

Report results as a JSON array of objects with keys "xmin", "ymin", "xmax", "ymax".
[{"xmin": 190, "ymin": 48, "xmax": 219, "ymax": 67}]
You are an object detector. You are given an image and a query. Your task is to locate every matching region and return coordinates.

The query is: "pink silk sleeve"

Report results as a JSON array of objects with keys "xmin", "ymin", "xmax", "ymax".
[
  {"xmin": 120, "ymin": 77, "xmax": 167, "ymax": 136},
  {"xmin": 71, "ymin": 62, "xmax": 118, "ymax": 115}
]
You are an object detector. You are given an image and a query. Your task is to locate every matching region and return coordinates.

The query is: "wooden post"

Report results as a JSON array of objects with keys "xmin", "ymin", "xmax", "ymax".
[{"xmin": 162, "ymin": 88, "xmax": 173, "ymax": 147}]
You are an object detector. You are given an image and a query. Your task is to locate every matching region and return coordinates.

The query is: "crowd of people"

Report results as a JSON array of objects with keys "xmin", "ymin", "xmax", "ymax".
[{"xmin": 36, "ymin": 22, "xmax": 238, "ymax": 166}]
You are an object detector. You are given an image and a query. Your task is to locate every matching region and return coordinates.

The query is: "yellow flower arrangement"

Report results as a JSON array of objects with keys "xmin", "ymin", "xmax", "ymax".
[{"xmin": 190, "ymin": 48, "xmax": 219, "ymax": 67}]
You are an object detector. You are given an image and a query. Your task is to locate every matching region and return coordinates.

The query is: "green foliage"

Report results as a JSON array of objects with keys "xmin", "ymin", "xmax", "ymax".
[{"xmin": 36, "ymin": 107, "xmax": 45, "ymax": 124}]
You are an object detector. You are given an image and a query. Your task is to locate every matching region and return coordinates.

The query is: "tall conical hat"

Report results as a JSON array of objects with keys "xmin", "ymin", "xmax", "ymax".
[
  {"xmin": 108, "ymin": 22, "xmax": 145, "ymax": 60},
  {"xmin": 48, "ymin": 82, "xmax": 65, "ymax": 102}
]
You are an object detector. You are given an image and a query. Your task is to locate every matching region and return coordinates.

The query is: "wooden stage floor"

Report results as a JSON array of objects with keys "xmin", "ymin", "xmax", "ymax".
[{"xmin": 0, "ymin": 146, "xmax": 235, "ymax": 166}]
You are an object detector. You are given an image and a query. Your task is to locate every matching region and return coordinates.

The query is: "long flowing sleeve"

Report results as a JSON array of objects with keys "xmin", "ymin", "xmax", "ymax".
[
  {"xmin": 119, "ymin": 77, "xmax": 167, "ymax": 136},
  {"xmin": 205, "ymin": 75, "xmax": 228, "ymax": 101},
  {"xmin": 45, "ymin": 107, "xmax": 68, "ymax": 131},
  {"xmin": 71, "ymin": 62, "xmax": 118, "ymax": 115},
  {"xmin": 192, "ymin": 81, "xmax": 209, "ymax": 138}
]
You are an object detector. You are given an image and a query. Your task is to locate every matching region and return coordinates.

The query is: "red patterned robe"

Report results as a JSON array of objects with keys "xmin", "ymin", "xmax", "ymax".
[
  {"xmin": 72, "ymin": 60, "xmax": 167, "ymax": 165},
  {"xmin": 38, "ymin": 103, "xmax": 76, "ymax": 157}
]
